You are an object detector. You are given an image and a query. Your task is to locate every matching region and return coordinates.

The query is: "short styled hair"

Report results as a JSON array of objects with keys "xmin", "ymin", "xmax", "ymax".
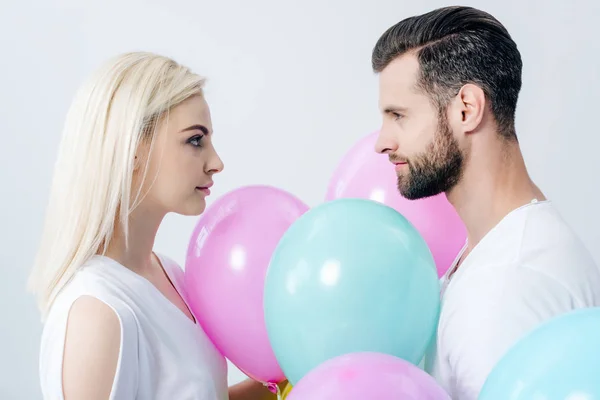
[{"xmin": 372, "ymin": 6, "xmax": 522, "ymax": 139}]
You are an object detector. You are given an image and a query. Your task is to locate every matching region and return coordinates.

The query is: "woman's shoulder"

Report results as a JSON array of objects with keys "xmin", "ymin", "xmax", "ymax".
[
  {"xmin": 44, "ymin": 255, "xmax": 139, "ymax": 332},
  {"xmin": 45, "ymin": 252, "xmax": 186, "ymax": 327},
  {"xmin": 60, "ymin": 295, "xmax": 125, "ymax": 399},
  {"xmin": 40, "ymin": 257, "xmax": 140, "ymax": 399}
]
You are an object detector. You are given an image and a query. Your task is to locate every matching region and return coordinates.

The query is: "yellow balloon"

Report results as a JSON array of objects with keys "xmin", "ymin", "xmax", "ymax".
[{"xmin": 281, "ymin": 382, "xmax": 293, "ymax": 399}]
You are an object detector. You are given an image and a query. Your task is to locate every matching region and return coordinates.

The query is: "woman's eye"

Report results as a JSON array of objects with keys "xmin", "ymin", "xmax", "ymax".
[
  {"xmin": 187, "ymin": 134, "xmax": 204, "ymax": 147},
  {"xmin": 393, "ymin": 112, "xmax": 402, "ymax": 121}
]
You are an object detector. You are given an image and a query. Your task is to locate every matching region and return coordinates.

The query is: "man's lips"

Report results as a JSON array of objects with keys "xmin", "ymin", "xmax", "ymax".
[{"xmin": 392, "ymin": 160, "xmax": 408, "ymax": 172}]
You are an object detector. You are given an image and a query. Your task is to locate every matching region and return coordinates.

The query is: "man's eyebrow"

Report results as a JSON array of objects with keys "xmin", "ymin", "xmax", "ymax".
[{"xmin": 382, "ymin": 106, "xmax": 409, "ymax": 114}]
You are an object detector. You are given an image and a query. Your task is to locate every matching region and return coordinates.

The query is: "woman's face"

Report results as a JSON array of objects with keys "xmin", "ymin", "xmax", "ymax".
[{"xmin": 134, "ymin": 95, "xmax": 224, "ymax": 216}]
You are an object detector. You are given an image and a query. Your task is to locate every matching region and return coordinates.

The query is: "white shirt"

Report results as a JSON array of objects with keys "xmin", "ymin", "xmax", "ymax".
[
  {"xmin": 426, "ymin": 200, "xmax": 600, "ymax": 400},
  {"xmin": 39, "ymin": 253, "xmax": 228, "ymax": 400}
]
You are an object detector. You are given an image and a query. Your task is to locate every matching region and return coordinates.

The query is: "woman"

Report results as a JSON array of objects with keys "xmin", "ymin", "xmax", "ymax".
[{"xmin": 29, "ymin": 52, "xmax": 280, "ymax": 399}]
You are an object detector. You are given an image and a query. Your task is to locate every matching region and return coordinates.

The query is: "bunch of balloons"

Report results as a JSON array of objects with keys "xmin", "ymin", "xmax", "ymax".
[
  {"xmin": 183, "ymin": 131, "xmax": 465, "ymax": 398},
  {"xmin": 184, "ymin": 130, "xmax": 600, "ymax": 399}
]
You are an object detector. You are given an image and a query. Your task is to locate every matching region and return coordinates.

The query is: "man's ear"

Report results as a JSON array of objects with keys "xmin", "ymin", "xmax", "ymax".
[{"xmin": 455, "ymin": 83, "xmax": 486, "ymax": 133}]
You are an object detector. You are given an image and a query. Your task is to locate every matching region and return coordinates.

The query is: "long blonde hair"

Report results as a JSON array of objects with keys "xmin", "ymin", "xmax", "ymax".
[{"xmin": 29, "ymin": 52, "xmax": 206, "ymax": 318}]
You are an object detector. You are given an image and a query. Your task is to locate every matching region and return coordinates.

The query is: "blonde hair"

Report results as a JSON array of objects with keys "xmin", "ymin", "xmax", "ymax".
[{"xmin": 28, "ymin": 51, "xmax": 206, "ymax": 318}]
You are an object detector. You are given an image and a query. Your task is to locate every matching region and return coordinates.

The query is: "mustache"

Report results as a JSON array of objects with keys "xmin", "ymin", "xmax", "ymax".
[{"xmin": 389, "ymin": 154, "xmax": 409, "ymax": 164}]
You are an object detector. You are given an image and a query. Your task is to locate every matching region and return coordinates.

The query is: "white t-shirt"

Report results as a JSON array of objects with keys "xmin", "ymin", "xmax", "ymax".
[
  {"xmin": 39, "ymin": 253, "xmax": 228, "ymax": 400},
  {"xmin": 426, "ymin": 200, "xmax": 600, "ymax": 400}
]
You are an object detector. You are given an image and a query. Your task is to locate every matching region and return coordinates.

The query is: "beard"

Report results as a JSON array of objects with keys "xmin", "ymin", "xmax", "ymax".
[{"xmin": 396, "ymin": 115, "xmax": 464, "ymax": 200}]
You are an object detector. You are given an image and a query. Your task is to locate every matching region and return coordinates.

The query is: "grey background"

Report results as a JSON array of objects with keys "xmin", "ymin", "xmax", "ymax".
[{"xmin": 1, "ymin": 0, "xmax": 598, "ymax": 398}]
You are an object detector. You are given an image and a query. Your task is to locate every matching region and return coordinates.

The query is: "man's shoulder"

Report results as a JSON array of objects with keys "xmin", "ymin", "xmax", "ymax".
[
  {"xmin": 444, "ymin": 201, "xmax": 600, "ymax": 303},
  {"xmin": 516, "ymin": 201, "xmax": 590, "ymax": 254},
  {"xmin": 475, "ymin": 200, "xmax": 597, "ymax": 283},
  {"xmin": 514, "ymin": 202, "xmax": 599, "ymax": 294},
  {"xmin": 444, "ymin": 254, "xmax": 598, "ymax": 314}
]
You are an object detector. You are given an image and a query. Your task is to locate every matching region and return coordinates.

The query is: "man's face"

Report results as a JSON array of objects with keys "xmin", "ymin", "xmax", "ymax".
[{"xmin": 375, "ymin": 54, "xmax": 464, "ymax": 199}]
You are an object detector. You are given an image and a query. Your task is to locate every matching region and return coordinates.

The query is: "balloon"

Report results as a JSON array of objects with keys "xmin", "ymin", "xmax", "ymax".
[
  {"xmin": 286, "ymin": 352, "xmax": 450, "ymax": 400},
  {"xmin": 479, "ymin": 307, "xmax": 600, "ymax": 399},
  {"xmin": 264, "ymin": 198, "xmax": 440, "ymax": 385},
  {"xmin": 184, "ymin": 185, "xmax": 309, "ymax": 384},
  {"xmin": 325, "ymin": 130, "xmax": 466, "ymax": 277}
]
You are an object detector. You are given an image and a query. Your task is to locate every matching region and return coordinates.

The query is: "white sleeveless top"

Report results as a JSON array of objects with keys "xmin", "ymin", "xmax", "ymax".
[{"xmin": 39, "ymin": 253, "xmax": 228, "ymax": 400}]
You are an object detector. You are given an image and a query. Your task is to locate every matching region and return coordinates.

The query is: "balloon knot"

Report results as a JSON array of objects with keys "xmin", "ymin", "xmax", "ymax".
[{"xmin": 263, "ymin": 381, "xmax": 282, "ymax": 398}]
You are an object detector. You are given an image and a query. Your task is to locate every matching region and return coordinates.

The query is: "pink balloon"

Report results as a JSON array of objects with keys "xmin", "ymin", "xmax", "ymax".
[
  {"xmin": 184, "ymin": 185, "xmax": 309, "ymax": 384},
  {"xmin": 325, "ymin": 131, "xmax": 466, "ymax": 277},
  {"xmin": 287, "ymin": 352, "xmax": 451, "ymax": 400}
]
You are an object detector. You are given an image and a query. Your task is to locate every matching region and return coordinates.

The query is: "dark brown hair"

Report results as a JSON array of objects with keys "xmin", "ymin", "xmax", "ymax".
[{"xmin": 372, "ymin": 6, "xmax": 522, "ymax": 139}]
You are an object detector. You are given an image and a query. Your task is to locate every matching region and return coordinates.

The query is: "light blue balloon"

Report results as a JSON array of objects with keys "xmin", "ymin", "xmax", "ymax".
[
  {"xmin": 264, "ymin": 198, "xmax": 440, "ymax": 385},
  {"xmin": 479, "ymin": 307, "xmax": 600, "ymax": 400}
]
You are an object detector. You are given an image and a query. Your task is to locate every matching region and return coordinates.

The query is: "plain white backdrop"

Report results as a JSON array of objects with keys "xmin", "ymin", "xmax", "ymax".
[{"xmin": 1, "ymin": 0, "xmax": 599, "ymax": 398}]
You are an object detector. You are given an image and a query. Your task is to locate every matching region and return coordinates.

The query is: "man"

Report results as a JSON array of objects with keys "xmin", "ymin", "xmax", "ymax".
[{"xmin": 372, "ymin": 6, "xmax": 600, "ymax": 399}]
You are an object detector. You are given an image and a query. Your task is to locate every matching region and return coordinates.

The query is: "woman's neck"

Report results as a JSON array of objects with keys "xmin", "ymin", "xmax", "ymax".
[{"xmin": 103, "ymin": 206, "xmax": 165, "ymax": 273}]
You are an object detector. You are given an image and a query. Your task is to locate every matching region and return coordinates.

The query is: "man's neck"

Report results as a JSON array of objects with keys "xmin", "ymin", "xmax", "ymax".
[{"xmin": 447, "ymin": 140, "xmax": 545, "ymax": 251}]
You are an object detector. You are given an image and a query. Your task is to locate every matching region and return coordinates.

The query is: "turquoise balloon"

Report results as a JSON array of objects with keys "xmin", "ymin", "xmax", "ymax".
[
  {"xmin": 479, "ymin": 307, "xmax": 600, "ymax": 400},
  {"xmin": 264, "ymin": 198, "xmax": 440, "ymax": 385}
]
